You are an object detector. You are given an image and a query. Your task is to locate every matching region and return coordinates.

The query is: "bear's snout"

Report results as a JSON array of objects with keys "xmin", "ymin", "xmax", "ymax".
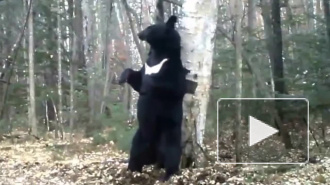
[{"xmin": 138, "ymin": 32, "xmax": 145, "ymax": 41}]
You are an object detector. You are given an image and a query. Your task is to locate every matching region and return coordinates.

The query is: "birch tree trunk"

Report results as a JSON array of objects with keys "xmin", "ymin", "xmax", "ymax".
[
  {"xmin": 234, "ymin": 0, "xmax": 243, "ymax": 163},
  {"xmin": 68, "ymin": 0, "xmax": 76, "ymax": 139},
  {"xmin": 28, "ymin": 0, "xmax": 37, "ymax": 136},
  {"xmin": 23, "ymin": 0, "xmax": 29, "ymax": 131},
  {"xmin": 180, "ymin": 0, "xmax": 218, "ymax": 167},
  {"xmin": 57, "ymin": 0, "xmax": 64, "ymax": 139},
  {"xmin": 316, "ymin": 0, "xmax": 322, "ymax": 16}
]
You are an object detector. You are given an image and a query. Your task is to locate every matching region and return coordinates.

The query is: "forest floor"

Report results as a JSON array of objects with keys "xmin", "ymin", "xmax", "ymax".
[{"xmin": 0, "ymin": 131, "xmax": 329, "ymax": 185}]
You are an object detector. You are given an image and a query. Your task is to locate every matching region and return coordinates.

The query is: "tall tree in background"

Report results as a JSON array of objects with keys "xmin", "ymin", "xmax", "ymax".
[
  {"xmin": 234, "ymin": 0, "xmax": 243, "ymax": 163},
  {"xmin": 261, "ymin": 0, "xmax": 275, "ymax": 97},
  {"xmin": 68, "ymin": 0, "xmax": 75, "ymax": 138},
  {"xmin": 306, "ymin": 0, "xmax": 315, "ymax": 31},
  {"xmin": 248, "ymin": 0, "xmax": 257, "ymax": 97},
  {"xmin": 74, "ymin": 0, "xmax": 86, "ymax": 86},
  {"xmin": 82, "ymin": 0, "xmax": 96, "ymax": 136},
  {"xmin": 272, "ymin": 0, "xmax": 286, "ymax": 96},
  {"xmin": 155, "ymin": 0, "xmax": 164, "ymax": 23},
  {"xmin": 324, "ymin": 0, "xmax": 330, "ymax": 51},
  {"xmin": 271, "ymin": 0, "xmax": 292, "ymax": 148},
  {"xmin": 28, "ymin": 0, "xmax": 37, "ymax": 136},
  {"xmin": 56, "ymin": 0, "xmax": 64, "ymax": 139},
  {"xmin": 180, "ymin": 0, "xmax": 218, "ymax": 167}
]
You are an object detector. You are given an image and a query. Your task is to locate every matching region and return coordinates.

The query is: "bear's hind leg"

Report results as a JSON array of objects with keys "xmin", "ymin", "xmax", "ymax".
[
  {"xmin": 160, "ymin": 125, "xmax": 182, "ymax": 181},
  {"xmin": 128, "ymin": 129, "xmax": 147, "ymax": 172}
]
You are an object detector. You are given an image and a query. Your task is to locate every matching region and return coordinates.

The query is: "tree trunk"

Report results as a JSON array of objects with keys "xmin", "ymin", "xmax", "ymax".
[
  {"xmin": 43, "ymin": 4, "xmax": 57, "ymax": 131},
  {"xmin": 100, "ymin": 9, "xmax": 113, "ymax": 115},
  {"xmin": 261, "ymin": 0, "xmax": 276, "ymax": 99},
  {"xmin": 285, "ymin": 1, "xmax": 297, "ymax": 34},
  {"xmin": 56, "ymin": 0, "xmax": 64, "ymax": 139},
  {"xmin": 155, "ymin": 0, "xmax": 164, "ymax": 23},
  {"xmin": 28, "ymin": 0, "xmax": 37, "ymax": 136},
  {"xmin": 317, "ymin": 0, "xmax": 322, "ymax": 16},
  {"xmin": 122, "ymin": 0, "xmax": 146, "ymax": 62},
  {"xmin": 306, "ymin": 0, "xmax": 314, "ymax": 31},
  {"xmin": 271, "ymin": 0, "xmax": 292, "ymax": 149},
  {"xmin": 68, "ymin": 0, "xmax": 76, "ymax": 140},
  {"xmin": 82, "ymin": 0, "xmax": 96, "ymax": 136},
  {"xmin": 247, "ymin": 0, "xmax": 256, "ymax": 34},
  {"xmin": 261, "ymin": 0, "xmax": 292, "ymax": 149},
  {"xmin": 22, "ymin": 0, "xmax": 28, "ymax": 133},
  {"xmin": 180, "ymin": 0, "xmax": 218, "ymax": 168},
  {"xmin": 234, "ymin": 0, "xmax": 243, "ymax": 163},
  {"xmin": 272, "ymin": 0, "xmax": 286, "ymax": 94},
  {"xmin": 23, "ymin": 0, "xmax": 28, "ymax": 121},
  {"xmin": 73, "ymin": 0, "xmax": 87, "ymax": 86},
  {"xmin": 248, "ymin": 0, "xmax": 257, "ymax": 97},
  {"xmin": 324, "ymin": 0, "xmax": 330, "ymax": 51}
]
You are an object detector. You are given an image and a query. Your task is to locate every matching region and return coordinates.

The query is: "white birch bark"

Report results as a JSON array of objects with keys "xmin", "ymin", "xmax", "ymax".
[
  {"xmin": 23, "ymin": 0, "xmax": 29, "ymax": 124},
  {"xmin": 180, "ymin": 0, "xmax": 218, "ymax": 147},
  {"xmin": 28, "ymin": 0, "xmax": 37, "ymax": 136},
  {"xmin": 57, "ymin": 0, "xmax": 63, "ymax": 138},
  {"xmin": 70, "ymin": 20, "xmax": 77, "ymax": 138},
  {"xmin": 316, "ymin": 0, "xmax": 322, "ymax": 16}
]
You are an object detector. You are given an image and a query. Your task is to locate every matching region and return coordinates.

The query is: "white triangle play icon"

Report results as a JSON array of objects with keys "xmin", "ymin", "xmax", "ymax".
[{"xmin": 249, "ymin": 116, "xmax": 278, "ymax": 147}]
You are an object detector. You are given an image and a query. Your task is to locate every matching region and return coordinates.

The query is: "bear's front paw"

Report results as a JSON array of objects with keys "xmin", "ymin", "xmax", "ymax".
[
  {"xmin": 118, "ymin": 68, "xmax": 132, "ymax": 84},
  {"xmin": 185, "ymin": 80, "xmax": 198, "ymax": 94}
]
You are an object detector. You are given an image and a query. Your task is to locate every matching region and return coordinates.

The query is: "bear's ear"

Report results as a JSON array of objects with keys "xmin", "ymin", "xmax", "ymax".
[{"xmin": 166, "ymin": 15, "xmax": 177, "ymax": 29}]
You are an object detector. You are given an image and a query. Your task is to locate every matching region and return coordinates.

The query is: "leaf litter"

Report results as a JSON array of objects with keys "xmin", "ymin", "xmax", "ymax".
[{"xmin": 0, "ymin": 133, "xmax": 329, "ymax": 185}]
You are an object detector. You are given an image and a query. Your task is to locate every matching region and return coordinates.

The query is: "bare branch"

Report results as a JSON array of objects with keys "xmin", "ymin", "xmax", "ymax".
[
  {"xmin": 0, "ymin": 0, "xmax": 33, "ymax": 118},
  {"xmin": 8, "ymin": 1, "xmax": 33, "ymax": 60},
  {"xmin": 216, "ymin": 24, "xmax": 271, "ymax": 98},
  {"xmin": 122, "ymin": 0, "xmax": 146, "ymax": 62},
  {"xmin": 124, "ymin": 0, "xmax": 142, "ymax": 33}
]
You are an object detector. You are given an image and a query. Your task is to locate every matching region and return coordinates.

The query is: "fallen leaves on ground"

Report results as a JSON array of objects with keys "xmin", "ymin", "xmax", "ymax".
[{"xmin": 0, "ymin": 133, "xmax": 329, "ymax": 185}]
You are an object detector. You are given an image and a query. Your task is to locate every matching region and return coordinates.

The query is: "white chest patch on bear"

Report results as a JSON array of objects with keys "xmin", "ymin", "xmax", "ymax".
[{"xmin": 145, "ymin": 58, "xmax": 168, "ymax": 75}]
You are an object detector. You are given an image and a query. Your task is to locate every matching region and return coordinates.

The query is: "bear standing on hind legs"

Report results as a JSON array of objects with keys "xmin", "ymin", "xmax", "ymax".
[{"xmin": 119, "ymin": 15, "xmax": 196, "ymax": 181}]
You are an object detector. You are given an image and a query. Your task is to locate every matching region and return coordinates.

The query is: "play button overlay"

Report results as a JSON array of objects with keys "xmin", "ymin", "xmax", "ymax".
[
  {"xmin": 216, "ymin": 98, "xmax": 309, "ymax": 164},
  {"xmin": 249, "ymin": 116, "xmax": 278, "ymax": 147}
]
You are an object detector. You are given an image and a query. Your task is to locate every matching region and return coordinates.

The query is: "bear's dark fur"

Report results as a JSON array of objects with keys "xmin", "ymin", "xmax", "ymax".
[{"xmin": 119, "ymin": 15, "xmax": 196, "ymax": 181}]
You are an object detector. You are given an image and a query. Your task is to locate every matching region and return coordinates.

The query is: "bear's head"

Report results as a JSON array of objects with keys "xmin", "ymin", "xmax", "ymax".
[{"xmin": 138, "ymin": 15, "xmax": 180, "ymax": 52}]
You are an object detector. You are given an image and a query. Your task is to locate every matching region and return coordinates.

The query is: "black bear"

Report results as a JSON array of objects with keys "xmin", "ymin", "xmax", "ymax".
[{"xmin": 119, "ymin": 15, "xmax": 196, "ymax": 181}]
